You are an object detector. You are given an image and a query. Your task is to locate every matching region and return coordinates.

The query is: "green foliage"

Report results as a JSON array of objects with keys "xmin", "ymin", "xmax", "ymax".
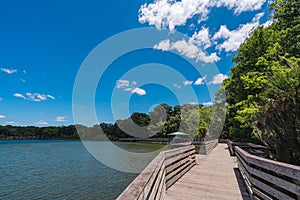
[
  {"xmin": 0, "ymin": 103, "xmax": 214, "ymax": 141},
  {"xmin": 146, "ymin": 103, "xmax": 212, "ymax": 139},
  {"xmin": 270, "ymin": 0, "xmax": 300, "ymax": 56},
  {"xmin": 0, "ymin": 125, "xmax": 78, "ymax": 140},
  {"xmin": 224, "ymin": 0, "xmax": 300, "ymax": 164}
]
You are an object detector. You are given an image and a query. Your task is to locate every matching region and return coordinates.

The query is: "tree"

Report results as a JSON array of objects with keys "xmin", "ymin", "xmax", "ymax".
[{"xmin": 223, "ymin": 0, "xmax": 300, "ymax": 164}]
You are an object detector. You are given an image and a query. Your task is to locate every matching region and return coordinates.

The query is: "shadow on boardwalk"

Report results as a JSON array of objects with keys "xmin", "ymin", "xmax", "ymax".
[{"xmin": 165, "ymin": 144, "xmax": 251, "ymax": 200}]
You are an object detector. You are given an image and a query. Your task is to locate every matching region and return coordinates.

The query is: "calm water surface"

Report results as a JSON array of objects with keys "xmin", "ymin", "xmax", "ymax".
[{"xmin": 0, "ymin": 140, "xmax": 165, "ymax": 199}]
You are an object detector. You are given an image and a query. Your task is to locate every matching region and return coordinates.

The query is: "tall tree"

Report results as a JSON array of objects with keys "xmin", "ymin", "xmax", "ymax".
[{"xmin": 224, "ymin": 0, "xmax": 300, "ymax": 164}]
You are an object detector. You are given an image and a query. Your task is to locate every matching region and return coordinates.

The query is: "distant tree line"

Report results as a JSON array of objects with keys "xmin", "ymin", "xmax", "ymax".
[
  {"xmin": 0, "ymin": 103, "xmax": 214, "ymax": 141},
  {"xmin": 0, "ymin": 125, "xmax": 79, "ymax": 140}
]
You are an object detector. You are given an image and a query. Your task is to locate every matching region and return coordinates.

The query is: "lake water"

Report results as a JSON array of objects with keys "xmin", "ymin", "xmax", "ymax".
[{"xmin": 0, "ymin": 140, "xmax": 166, "ymax": 199}]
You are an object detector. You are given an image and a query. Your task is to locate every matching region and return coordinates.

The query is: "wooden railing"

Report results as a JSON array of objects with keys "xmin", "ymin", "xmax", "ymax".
[
  {"xmin": 235, "ymin": 146, "xmax": 300, "ymax": 200},
  {"xmin": 119, "ymin": 138, "xmax": 169, "ymax": 144},
  {"xmin": 191, "ymin": 139, "xmax": 218, "ymax": 155},
  {"xmin": 199, "ymin": 139, "xmax": 218, "ymax": 155},
  {"xmin": 228, "ymin": 140, "xmax": 269, "ymax": 158},
  {"xmin": 117, "ymin": 145, "xmax": 196, "ymax": 200}
]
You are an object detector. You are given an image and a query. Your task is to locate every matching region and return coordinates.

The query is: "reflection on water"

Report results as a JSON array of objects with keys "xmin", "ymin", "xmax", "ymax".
[{"xmin": 0, "ymin": 140, "xmax": 165, "ymax": 199}]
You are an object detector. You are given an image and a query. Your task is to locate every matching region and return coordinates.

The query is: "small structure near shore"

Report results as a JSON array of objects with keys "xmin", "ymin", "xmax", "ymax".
[{"xmin": 167, "ymin": 131, "xmax": 190, "ymax": 148}]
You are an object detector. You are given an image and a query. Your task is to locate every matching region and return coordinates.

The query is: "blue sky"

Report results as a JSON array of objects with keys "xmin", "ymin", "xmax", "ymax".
[{"xmin": 0, "ymin": 0, "xmax": 272, "ymax": 126}]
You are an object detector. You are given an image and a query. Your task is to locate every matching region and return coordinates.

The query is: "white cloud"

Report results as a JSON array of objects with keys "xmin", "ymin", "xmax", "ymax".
[
  {"xmin": 5, "ymin": 121, "xmax": 15, "ymax": 125},
  {"xmin": 0, "ymin": 68, "xmax": 17, "ymax": 74},
  {"xmin": 47, "ymin": 95, "xmax": 55, "ymax": 100},
  {"xmin": 14, "ymin": 93, "xmax": 26, "ymax": 99},
  {"xmin": 116, "ymin": 80, "xmax": 130, "ymax": 88},
  {"xmin": 154, "ymin": 39, "xmax": 171, "ymax": 51},
  {"xmin": 183, "ymin": 80, "xmax": 193, "ymax": 86},
  {"xmin": 27, "ymin": 93, "xmax": 46, "ymax": 101},
  {"xmin": 14, "ymin": 92, "xmax": 55, "ymax": 102},
  {"xmin": 0, "ymin": 115, "xmax": 5, "ymax": 119},
  {"xmin": 132, "ymin": 88, "xmax": 147, "ymax": 96},
  {"xmin": 190, "ymin": 102, "xmax": 197, "ymax": 105},
  {"xmin": 124, "ymin": 87, "xmax": 133, "ymax": 92},
  {"xmin": 20, "ymin": 79, "xmax": 26, "ymax": 83},
  {"xmin": 262, "ymin": 20, "xmax": 273, "ymax": 28},
  {"xmin": 203, "ymin": 101, "xmax": 213, "ymax": 106},
  {"xmin": 139, "ymin": 0, "xmax": 266, "ymax": 31},
  {"xmin": 215, "ymin": 0, "xmax": 267, "ymax": 15},
  {"xmin": 173, "ymin": 83, "xmax": 181, "ymax": 89},
  {"xmin": 119, "ymin": 81, "xmax": 137, "ymax": 87},
  {"xmin": 35, "ymin": 120, "xmax": 48, "ymax": 125},
  {"xmin": 210, "ymin": 73, "xmax": 228, "ymax": 84},
  {"xmin": 213, "ymin": 13, "xmax": 264, "ymax": 52},
  {"xmin": 154, "ymin": 39, "xmax": 220, "ymax": 63},
  {"xmin": 116, "ymin": 80, "xmax": 147, "ymax": 96},
  {"xmin": 194, "ymin": 77, "xmax": 206, "ymax": 85},
  {"xmin": 55, "ymin": 116, "xmax": 67, "ymax": 122},
  {"xmin": 139, "ymin": 0, "xmax": 211, "ymax": 31},
  {"xmin": 191, "ymin": 27, "xmax": 212, "ymax": 49},
  {"xmin": 152, "ymin": 10, "xmax": 270, "ymax": 62}
]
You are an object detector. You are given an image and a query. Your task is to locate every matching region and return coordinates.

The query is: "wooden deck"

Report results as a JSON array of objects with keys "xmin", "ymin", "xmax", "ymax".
[{"xmin": 165, "ymin": 143, "xmax": 250, "ymax": 200}]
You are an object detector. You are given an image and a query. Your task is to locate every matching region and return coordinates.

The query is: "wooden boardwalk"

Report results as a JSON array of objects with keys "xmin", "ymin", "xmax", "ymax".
[{"xmin": 165, "ymin": 143, "xmax": 250, "ymax": 200}]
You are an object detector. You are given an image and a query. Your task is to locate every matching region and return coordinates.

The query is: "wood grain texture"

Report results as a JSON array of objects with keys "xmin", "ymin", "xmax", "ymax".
[
  {"xmin": 165, "ymin": 144, "xmax": 250, "ymax": 200},
  {"xmin": 235, "ymin": 146, "xmax": 300, "ymax": 199}
]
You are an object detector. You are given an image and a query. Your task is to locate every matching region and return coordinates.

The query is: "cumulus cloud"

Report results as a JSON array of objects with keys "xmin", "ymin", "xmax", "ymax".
[
  {"xmin": 116, "ymin": 80, "xmax": 147, "ymax": 96},
  {"xmin": 153, "ymin": 39, "xmax": 171, "ymax": 51},
  {"xmin": 210, "ymin": 74, "xmax": 228, "ymax": 84},
  {"xmin": 13, "ymin": 93, "xmax": 26, "ymax": 99},
  {"xmin": 152, "ymin": 11, "xmax": 269, "ymax": 61},
  {"xmin": 139, "ymin": 0, "xmax": 211, "ymax": 31},
  {"xmin": 142, "ymin": 0, "xmax": 269, "ymax": 62},
  {"xmin": 154, "ymin": 39, "xmax": 220, "ymax": 63},
  {"xmin": 139, "ymin": 0, "xmax": 267, "ymax": 31},
  {"xmin": 5, "ymin": 121, "xmax": 15, "ymax": 125},
  {"xmin": 55, "ymin": 116, "xmax": 67, "ymax": 122},
  {"xmin": 132, "ymin": 88, "xmax": 147, "ymax": 96},
  {"xmin": 183, "ymin": 80, "xmax": 193, "ymax": 86},
  {"xmin": 215, "ymin": 0, "xmax": 267, "ymax": 15},
  {"xmin": 0, "ymin": 68, "xmax": 17, "ymax": 74},
  {"xmin": 203, "ymin": 101, "xmax": 213, "ymax": 106},
  {"xmin": 35, "ymin": 120, "xmax": 48, "ymax": 125},
  {"xmin": 213, "ymin": 13, "xmax": 264, "ymax": 52},
  {"xmin": 13, "ymin": 93, "xmax": 55, "ymax": 102},
  {"xmin": 194, "ymin": 77, "xmax": 206, "ymax": 85},
  {"xmin": 116, "ymin": 80, "xmax": 130, "ymax": 88},
  {"xmin": 0, "ymin": 115, "xmax": 5, "ymax": 119},
  {"xmin": 191, "ymin": 27, "xmax": 212, "ymax": 49},
  {"xmin": 173, "ymin": 83, "xmax": 182, "ymax": 89}
]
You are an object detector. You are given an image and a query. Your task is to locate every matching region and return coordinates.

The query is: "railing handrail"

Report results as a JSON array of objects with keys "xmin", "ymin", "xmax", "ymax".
[
  {"xmin": 199, "ymin": 139, "xmax": 218, "ymax": 155},
  {"xmin": 227, "ymin": 140, "xmax": 269, "ymax": 157},
  {"xmin": 235, "ymin": 146, "xmax": 300, "ymax": 199},
  {"xmin": 235, "ymin": 146, "xmax": 300, "ymax": 180},
  {"xmin": 117, "ymin": 145, "xmax": 196, "ymax": 200}
]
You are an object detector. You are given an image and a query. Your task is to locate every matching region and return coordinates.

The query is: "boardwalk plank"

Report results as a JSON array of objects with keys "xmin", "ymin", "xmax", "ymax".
[{"xmin": 165, "ymin": 144, "xmax": 250, "ymax": 200}]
